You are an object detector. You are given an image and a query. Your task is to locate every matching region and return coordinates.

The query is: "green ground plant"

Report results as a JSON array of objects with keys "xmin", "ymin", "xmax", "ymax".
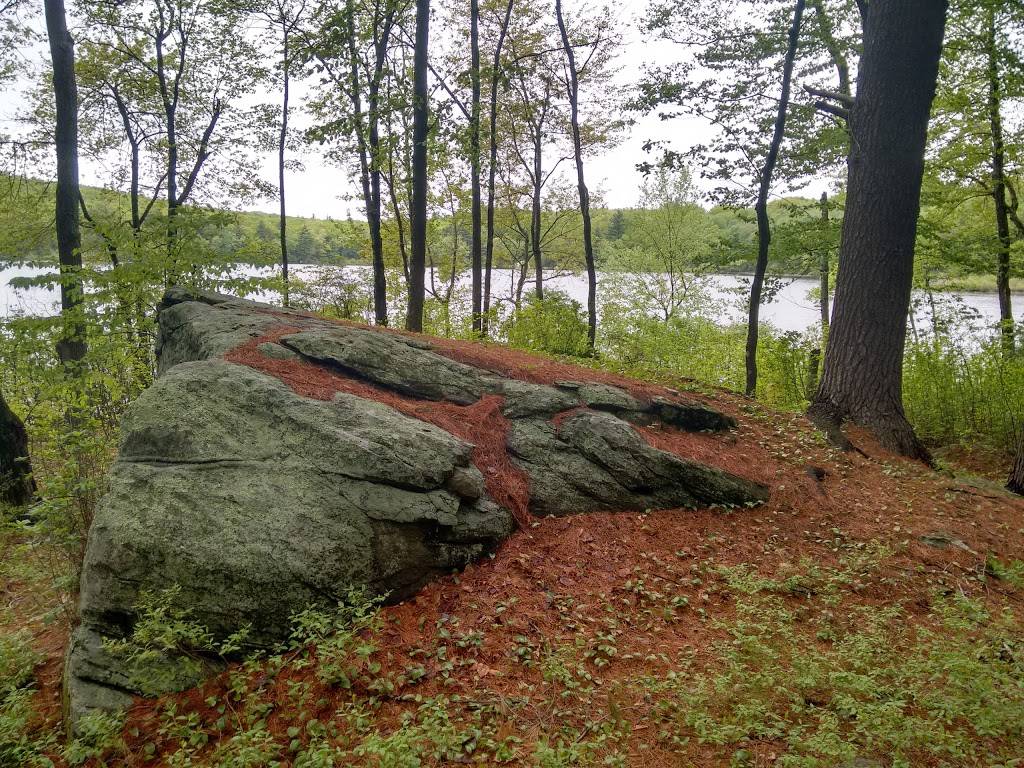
[
  {"xmin": 0, "ymin": 629, "xmax": 54, "ymax": 766},
  {"xmin": 644, "ymin": 557, "xmax": 1024, "ymax": 767}
]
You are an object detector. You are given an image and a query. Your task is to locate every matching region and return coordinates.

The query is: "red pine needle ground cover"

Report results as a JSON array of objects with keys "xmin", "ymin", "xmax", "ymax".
[{"xmin": 4, "ymin": 313, "xmax": 1024, "ymax": 766}]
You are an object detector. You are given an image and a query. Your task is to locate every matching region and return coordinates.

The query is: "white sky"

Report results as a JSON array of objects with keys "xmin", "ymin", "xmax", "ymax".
[{"xmin": 0, "ymin": 0, "xmax": 829, "ymax": 220}]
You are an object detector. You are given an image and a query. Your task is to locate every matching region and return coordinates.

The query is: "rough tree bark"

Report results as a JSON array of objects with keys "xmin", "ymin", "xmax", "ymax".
[
  {"xmin": 407, "ymin": 0, "xmax": 430, "ymax": 332},
  {"xmin": 482, "ymin": 0, "xmax": 515, "ymax": 337},
  {"xmin": 808, "ymin": 0, "xmax": 948, "ymax": 462},
  {"xmin": 0, "ymin": 390, "xmax": 35, "ymax": 508},
  {"xmin": 1009, "ymin": 435, "xmax": 1024, "ymax": 495},
  {"xmin": 44, "ymin": 0, "xmax": 87, "ymax": 370},
  {"xmin": 555, "ymin": 0, "xmax": 596, "ymax": 350},
  {"xmin": 745, "ymin": 0, "xmax": 805, "ymax": 397}
]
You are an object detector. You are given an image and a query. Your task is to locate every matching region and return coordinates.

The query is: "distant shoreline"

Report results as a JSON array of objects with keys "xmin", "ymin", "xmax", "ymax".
[{"xmin": 2, "ymin": 260, "xmax": 1021, "ymax": 296}]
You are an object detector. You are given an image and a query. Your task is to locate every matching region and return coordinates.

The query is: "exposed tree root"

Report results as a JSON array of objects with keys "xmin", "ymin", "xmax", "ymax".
[{"xmin": 807, "ymin": 400, "xmax": 933, "ymax": 467}]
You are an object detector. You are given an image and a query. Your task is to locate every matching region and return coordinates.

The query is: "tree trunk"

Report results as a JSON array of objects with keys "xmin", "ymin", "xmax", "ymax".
[
  {"xmin": 386, "ymin": 155, "xmax": 410, "ymax": 282},
  {"xmin": 811, "ymin": 0, "xmax": 850, "ymax": 95},
  {"xmin": 808, "ymin": 0, "xmax": 948, "ymax": 462},
  {"xmin": 819, "ymin": 191, "xmax": 831, "ymax": 332},
  {"xmin": 531, "ymin": 126, "xmax": 543, "ymax": 300},
  {"xmin": 805, "ymin": 194, "xmax": 831, "ymax": 400},
  {"xmin": 470, "ymin": 0, "xmax": 483, "ymax": 333},
  {"xmin": 44, "ymin": 0, "xmax": 87, "ymax": 370},
  {"xmin": 0, "ymin": 391, "xmax": 34, "ymax": 508},
  {"xmin": 407, "ymin": 0, "xmax": 430, "ymax": 332},
  {"xmin": 987, "ymin": 5, "xmax": 1014, "ymax": 353},
  {"xmin": 368, "ymin": 131, "xmax": 387, "ymax": 326},
  {"xmin": 745, "ymin": 0, "xmax": 805, "ymax": 397},
  {"xmin": 161, "ymin": 68, "xmax": 179, "ymax": 263},
  {"xmin": 279, "ymin": 28, "xmax": 291, "ymax": 308},
  {"xmin": 483, "ymin": 0, "xmax": 515, "ymax": 337},
  {"xmin": 555, "ymin": 0, "xmax": 596, "ymax": 350},
  {"xmin": 369, "ymin": 13, "xmax": 397, "ymax": 326},
  {"xmin": 345, "ymin": 0, "xmax": 390, "ymax": 327},
  {"xmin": 1009, "ymin": 433, "xmax": 1024, "ymax": 495}
]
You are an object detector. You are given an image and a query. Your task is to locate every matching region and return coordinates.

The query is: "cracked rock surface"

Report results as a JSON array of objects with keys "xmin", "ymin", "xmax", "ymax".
[{"xmin": 66, "ymin": 289, "xmax": 768, "ymax": 728}]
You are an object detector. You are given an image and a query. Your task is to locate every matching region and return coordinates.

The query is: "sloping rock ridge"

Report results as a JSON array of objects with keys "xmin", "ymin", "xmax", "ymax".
[{"xmin": 65, "ymin": 288, "xmax": 769, "ymax": 727}]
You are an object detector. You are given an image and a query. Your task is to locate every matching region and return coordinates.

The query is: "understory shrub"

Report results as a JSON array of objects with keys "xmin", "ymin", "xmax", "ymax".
[
  {"xmin": 904, "ymin": 336, "xmax": 1024, "ymax": 452},
  {"xmin": 503, "ymin": 291, "xmax": 592, "ymax": 357}
]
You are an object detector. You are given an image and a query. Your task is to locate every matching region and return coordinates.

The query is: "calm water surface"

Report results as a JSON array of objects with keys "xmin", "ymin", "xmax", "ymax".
[{"xmin": 1, "ymin": 263, "xmax": 1019, "ymax": 339}]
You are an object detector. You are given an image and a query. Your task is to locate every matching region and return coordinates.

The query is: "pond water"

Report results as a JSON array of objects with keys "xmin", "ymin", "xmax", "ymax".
[{"xmin": 1, "ymin": 263, "xmax": 1019, "ymax": 341}]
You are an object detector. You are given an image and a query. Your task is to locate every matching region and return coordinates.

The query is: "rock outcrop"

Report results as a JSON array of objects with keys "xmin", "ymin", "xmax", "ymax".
[{"xmin": 65, "ymin": 288, "xmax": 769, "ymax": 727}]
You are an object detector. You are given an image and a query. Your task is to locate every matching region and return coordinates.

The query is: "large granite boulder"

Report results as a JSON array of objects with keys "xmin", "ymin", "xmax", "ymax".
[{"xmin": 65, "ymin": 289, "xmax": 769, "ymax": 728}]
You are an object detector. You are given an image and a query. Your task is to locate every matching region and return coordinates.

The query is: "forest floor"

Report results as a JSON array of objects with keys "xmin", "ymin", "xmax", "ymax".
[{"xmin": 3, "ymin": 327, "xmax": 1024, "ymax": 767}]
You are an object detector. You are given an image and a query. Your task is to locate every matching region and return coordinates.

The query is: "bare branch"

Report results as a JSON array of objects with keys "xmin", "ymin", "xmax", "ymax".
[{"xmin": 803, "ymin": 84, "xmax": 853, "ymax": 106}]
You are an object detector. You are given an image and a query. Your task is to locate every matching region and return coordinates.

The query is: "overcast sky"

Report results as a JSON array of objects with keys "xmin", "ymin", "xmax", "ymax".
[{"xmin": 0, "ymin": 0, "xmax": 830, "ymax": 221}]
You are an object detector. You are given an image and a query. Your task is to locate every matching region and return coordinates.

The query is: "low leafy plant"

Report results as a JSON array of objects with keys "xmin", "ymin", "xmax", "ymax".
[
  {"xmin": 102, "ymin": 585, "xmax": 252, "ymax": 696},
  {"xmin": 287, "ymin": 587, "xmax": 384, "ymax": 689},
  {"xmin": 647, "ymin": 557, "xmax": 1024, "ymax": 767},
  {"xmin": 0, "ymin": 630, "xmax": 55, "ymax": 767},
  {"xmin": 63, "ymin": 710, "xmax": 126, "ymax": 766}
]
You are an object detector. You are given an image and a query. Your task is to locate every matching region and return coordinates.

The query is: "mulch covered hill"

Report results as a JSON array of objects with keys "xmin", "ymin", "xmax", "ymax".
[{"xmin": 8, "ymin": 311, "xmax": 1024, "ymax": 766}]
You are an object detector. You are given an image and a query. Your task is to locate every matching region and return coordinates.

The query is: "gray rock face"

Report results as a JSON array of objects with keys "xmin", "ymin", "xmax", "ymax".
[
  {"xmin": 68, "ymin": 359, "xmax": 511, "ymax": 727},
  {"xmin": 556, "ymin": 380, "xmax": 645, "ymax": 413},
  {"xmin": 66, "ymin": 289, "xmax": 768, "ymax": 729},
  {"xmin": 508, "ymin": 410, "xmax": 767, "ymax": 516},
  {"xmin": 281, "ymin": 327, "xmax": 487, "ymax": 404},
  {"xmin": 155, "ymin": 290, "xmax": 281, "ymax": 375}
]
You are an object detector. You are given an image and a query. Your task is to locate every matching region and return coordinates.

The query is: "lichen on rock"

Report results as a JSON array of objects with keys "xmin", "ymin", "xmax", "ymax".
[{"xmin": 65, "ymin": 288, "xmax": 769, "ymax": 730}]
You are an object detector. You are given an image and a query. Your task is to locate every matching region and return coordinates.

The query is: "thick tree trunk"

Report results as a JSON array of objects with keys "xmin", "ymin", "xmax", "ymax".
[
  {"xmin": 745, "ymin": 0, "xmax": 805, "ymax": 397},
  {"xmin": 1009, "ymin": 434, "xmax": 1024, "ymax": 495},
  {"xmin": 987, "ymin": 6, "xmax": 1014, "ymax": 352},
  {"xmin": 808, "ymin": 0, "xmax": 948, "ymax": 462},
  {"xmin": 407, "ymin": 0, "xmax": 430, "ymax": 332},
  {"xmin": 279, "ymin": 30, "xmax": 291, "ymax": 308},
  {"xmin": 483, "ymin": 0, "xmax": 515, "ymax": 337},
  {"xmin": 470, "ymin": 0, "xmax": 483, "ymax": 332},
  {"xmin": 555, "ymin": 0, "xmax": 596, "ymax": 350},
  {"xmin": 44, "ymin": 0, "xmax": 87, "ymax": 370},
  {"xmin": 0, "ymin": 391, "xmax": 34, "ymax": 508}
]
